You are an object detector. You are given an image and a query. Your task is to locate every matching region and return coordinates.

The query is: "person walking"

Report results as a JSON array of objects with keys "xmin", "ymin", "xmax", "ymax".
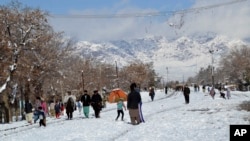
[
  {"xmin": 183, "ymin": 85, "xmax": 190, "ymax": 104},
  {"xmin": 40, "ymin": 98, "xmax": 48, "ymax": 124},
  {"xmin": 115, "ymin": 98, "xmax": 126, "ymax": 121},
  {"xmin": 91, "ymin": 90, "xmax": 102, "ymax": 118},
  {"xmin": 40, "ymin": 98, "xmax": 48, "ymax": 116},
  {"xmin": 59, "ymin": 100, "xmax": 64, "ymax": 116},
  {"xmin": 220, "ymin": 88, "xmax": 226, "ymax": 99},
  {"xmin": 63, "ymin": 91, "xmax": 76, "ymax": 120},
  {"xmin": 81, "ymin": 90, "xmax": 91, "ymax": 118},
  {"xmin": 37, "ymin": 106, "xmax": 46, "ymax": 127},
  {"xmin": 33, "ymin": 97, "xmax": 41, "ymax": 123},
  {"xmin": 202, "ymin": 85, "xmax": 206, "ymax": 93},
  {"xmin": 127, "ymin": 83, "xmax": 142, "ymax": 125},
  {"xmin": 76, "ymin": 100, "xmax": 83, "ymax": 115},
  {"xmin": 24, "ymin": 99, "xmax": 33, "ymax": 124},
  {"xmin": 49, "ymin": 100, "xmax": 55, "ymax": 117},
  {"xmin": 210, "ymin": 87, "xmax": 216, "ymax": 99},
  {"xmin": 54, "ymin": 101, "xmax": 61, "ymax": 119},
  {"xmin": 165, "ymin": 86, "xmax": 168, "ymax": 95},
  {"xmin": 149, "ymin": 87, "xmax": 155, "ymax": 101}
]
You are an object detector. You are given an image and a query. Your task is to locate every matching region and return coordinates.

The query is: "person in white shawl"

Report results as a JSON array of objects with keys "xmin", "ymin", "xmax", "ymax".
[
  {"xmin": 63, "ymin": 91, "xmax": 76, "ymax": 104},
  {"xmin": 63, "ymin": 91, "xmax": 76, "ymax": 119}
]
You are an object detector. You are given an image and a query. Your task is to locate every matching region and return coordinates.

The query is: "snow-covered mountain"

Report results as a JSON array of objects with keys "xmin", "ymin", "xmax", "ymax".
[{"xmin": 73, "ymin": 34, "xmax": 248, "ymax": 81}]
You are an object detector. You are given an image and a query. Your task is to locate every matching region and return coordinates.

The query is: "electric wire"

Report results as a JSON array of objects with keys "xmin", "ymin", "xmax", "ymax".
[{"xmin": 50, "ymin": 0, "xmax": 247, "ymax": 19}]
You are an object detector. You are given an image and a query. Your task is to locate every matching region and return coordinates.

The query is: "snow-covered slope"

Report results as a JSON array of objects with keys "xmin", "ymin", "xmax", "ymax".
[{"xmin": 73, "ymin": 34, "xmax": 248, "ymax": 81}]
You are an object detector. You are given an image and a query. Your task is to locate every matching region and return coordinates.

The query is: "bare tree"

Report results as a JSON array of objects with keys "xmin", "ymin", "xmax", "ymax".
[
  {"xmin": 0, "ymin": 1, "xmax": 73, "ymax": 122},
  {"xmin": 119, "ymin": 61, "xmax": 156, "ymax": 91},
  {"xmin": 220, "ymin": 45, "xmax": 250, "ymax": 89}
]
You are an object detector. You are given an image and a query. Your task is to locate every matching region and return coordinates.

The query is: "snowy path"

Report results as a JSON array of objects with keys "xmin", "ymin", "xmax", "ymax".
[
  {"xmin": 1, "ymin": 89, "xmax": 249, "ymax": 141},
  {"xmin": 0, "ymin": 90, "xmax": 174, "ymax": 137}
]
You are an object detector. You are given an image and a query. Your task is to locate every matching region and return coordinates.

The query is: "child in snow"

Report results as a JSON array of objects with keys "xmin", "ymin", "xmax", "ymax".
[
  {"xmin": 76, "ymin": 100, "xmax": 83, "ymax": 115},
  {"xmin": 59, "ymin": 100, "xmax": 64, "ymax": 116},
  {"xmin": 38, "ymin": 106, "xmax": 46, "ymax": 127},
  {"xmin": 54, "ymin": 101, "xmax": 61, "ymax": 118},
  {"xmin": 115, "ymin": 98, "xmax": 126, "ymax": 121}
]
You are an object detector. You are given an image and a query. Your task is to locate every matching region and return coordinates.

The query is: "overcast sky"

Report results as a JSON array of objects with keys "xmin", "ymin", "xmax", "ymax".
[{"xmin": 1, "ymin": 0, "xmax": 249, "ymax": 41}]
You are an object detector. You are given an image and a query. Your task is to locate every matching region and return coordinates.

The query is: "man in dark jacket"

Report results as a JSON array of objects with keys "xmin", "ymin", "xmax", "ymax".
[
  {"xmin": 81, "ymin": 90, "xmax": 91, "ymax": 118},
  {"xmin": 127, "ymin": 83, "xmax": 141, "ymax": 125},
  {"xmin": 91, "ymin": 90, "xmax": 102, "ymax": 118},
  {"xmin": 24, "ymin": 99, "xmax": 33, "ymax": 124},
  {"xmin": 183, "ymin": 85, "xmax": 190, "ymax": 104}
]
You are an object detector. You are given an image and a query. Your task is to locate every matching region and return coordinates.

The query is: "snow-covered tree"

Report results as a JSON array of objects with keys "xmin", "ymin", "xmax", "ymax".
[
  {"xmin": 220, "ymin": 45, "xmax": 250, "ymax": 90},
  {"xmin": 0, "ymin": 1, "xmax": 73, "ymax": 123}
]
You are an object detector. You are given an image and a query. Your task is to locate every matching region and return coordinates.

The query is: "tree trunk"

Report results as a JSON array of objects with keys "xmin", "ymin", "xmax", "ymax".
[{"xmin": 2, "ymin": 92, "xmax": 11, "ymax": 123}]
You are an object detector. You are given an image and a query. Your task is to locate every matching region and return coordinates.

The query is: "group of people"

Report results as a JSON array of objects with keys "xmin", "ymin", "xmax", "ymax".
[
  {"xmin": 62, "ymin": 84, "xmax": 143, "ymax": 126},
  {"xmin": 24, "ymin": 96, "xmax": 51, "ymax": 127},
  {"xmin": 210, "ymin": 86, "xmax": 231, "ymax": 100},
  {"xmin": 24, "ymin": 82, "xmax": 150, "ymax": 127},
  {"xmin": 24, "ymin": 89, "xmax": 102, "ymax": 127},
  {"xmin": 182, "ymin": 84, "xmax": 232, "ymax": 104},
  {"xmin": 57, "ymin": 83, "xmax": 143, "ymax": 125},
  {"xmin": 63, "ymin": 90, "xmax": 103, "ymax": 120}
]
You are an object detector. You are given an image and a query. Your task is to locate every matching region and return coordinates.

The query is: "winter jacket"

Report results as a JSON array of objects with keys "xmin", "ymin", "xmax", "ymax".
[
  {"xmin": 54, "ymin": 103, "xmax": 61, "ymax": 113},
  {"xmin": 127, "ymin": 90, "xmax": 141, "ymax": 109},
  {"xmin": 81, "ymin": 94, "xmax": 91, "ymax": 106},
  {"xmin": 25, "ymin": 102, "xmax": 33, "ymax": 113},
  {"xmin": 91, "ymin": 93, "xmax": 102, "ymax": 109},
  {"xmin": 183, "ymin": 87, "xmax": 190, "ymax": 95},
  {"xmin": 149, "ymin": 89, "xmax": 155, "ymax": 96},
  {"xmin": 91, "ymin": 93, "xmax": 102, "ymax": 104},
  {"xmin": 41, "ymin": 101, "xmax": 48, "ymax": 115},
  {"xmin": 37, "ymin": 110, "xmax": 46, "ymax": 120},
  {"xmin": 117, "ymin": 101, "xmax": 125, "ymax": 110}
]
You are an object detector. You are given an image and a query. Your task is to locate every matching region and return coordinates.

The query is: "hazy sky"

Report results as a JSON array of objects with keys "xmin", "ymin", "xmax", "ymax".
[{"xmin": 1, "ymin": 0, "xmax": 249, "ymax": 41}]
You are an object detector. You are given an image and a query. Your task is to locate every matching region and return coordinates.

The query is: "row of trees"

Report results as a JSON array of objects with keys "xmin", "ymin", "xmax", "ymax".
[
  {"xmin": 187, "ymin": 45, "xmax": 250, "ymax": 90},
  {"xmin": 0, "ymin": 2, "xmax": 157, "ymax": 123},
  {"xmin": 0, "ymin": 1, "xmax": 74, "ymax": 123}
]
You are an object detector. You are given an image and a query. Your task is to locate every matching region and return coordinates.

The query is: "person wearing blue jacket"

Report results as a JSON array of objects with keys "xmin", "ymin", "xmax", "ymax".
[
  {"xmin": 37, "ymin": 106, "xmax": 46, "ymax": 127},
  {"xmin": 115, "ymin": 98, "xmax": 126, "ymax": 121}
]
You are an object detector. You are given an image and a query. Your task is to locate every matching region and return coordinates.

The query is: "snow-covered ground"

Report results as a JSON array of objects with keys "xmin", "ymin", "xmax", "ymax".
[{"xmin": 0, "ymin": 87, "xmax": 249, "ymax": 141}]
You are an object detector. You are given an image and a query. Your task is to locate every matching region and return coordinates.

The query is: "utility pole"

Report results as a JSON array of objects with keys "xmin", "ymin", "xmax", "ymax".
[
  {"xmin": 81, "ymin": 70, "xmax": 84, "ymax": 92},
  {"xmin": 209, "ymin": 49, "xmax": 215, "ymax": 87},
  {"xmin": 183, "ymin": 74, "xmax": 184, "ymax": 84},
  {"xmin": 166, "ymin": 67, "xmax": 168, "ymax": 85}
]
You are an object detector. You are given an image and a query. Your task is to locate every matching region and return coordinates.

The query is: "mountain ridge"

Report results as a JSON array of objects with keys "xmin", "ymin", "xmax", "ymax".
[{"xmin": 73, "ymin": 34, "xmax": 248, "ymax": 81}]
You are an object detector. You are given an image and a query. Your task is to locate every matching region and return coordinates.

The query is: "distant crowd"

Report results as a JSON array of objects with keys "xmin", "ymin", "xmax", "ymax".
[
  {"xmin": 24, "ymin": 89, "xmax": 103, "ymax": 127},
  {"xmin": 24, "ymin": 83, "xmax": 231, "ymax": 127}
]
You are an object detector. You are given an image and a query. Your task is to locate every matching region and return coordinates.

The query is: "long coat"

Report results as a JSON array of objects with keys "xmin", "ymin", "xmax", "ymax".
[
  {"xmin": 81, "ymin": 94, "xmax": 91, "ymax": 106},
  {"xmin": 25, "ymin": 102, "xmax": 33, "ymax": 113},
  {"xmin": 127, "ymin": 90, "xmax": 141, "ymax": 109}
]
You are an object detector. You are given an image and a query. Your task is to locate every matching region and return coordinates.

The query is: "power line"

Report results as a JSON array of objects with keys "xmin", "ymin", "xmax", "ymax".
[{"xmin": 50, "ymin": 0, "xmax": 247, "ymax": 19}]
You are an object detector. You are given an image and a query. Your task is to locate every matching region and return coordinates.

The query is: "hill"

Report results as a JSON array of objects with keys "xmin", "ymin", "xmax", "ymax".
[{"xmin": 73, "ymin": 34, "xmax": 247, "ymax": 81}]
